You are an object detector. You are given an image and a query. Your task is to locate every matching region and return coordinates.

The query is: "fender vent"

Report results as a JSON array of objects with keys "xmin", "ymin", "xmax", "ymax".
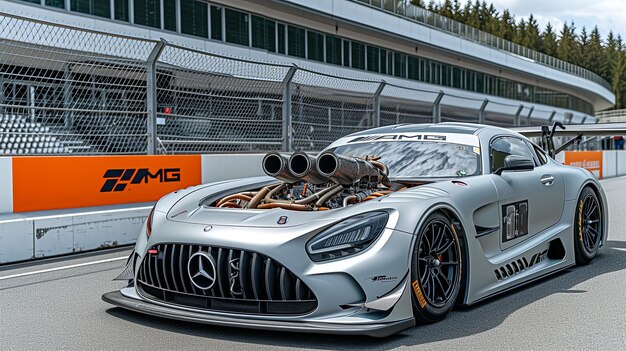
[{"xmin": 494, "ymin": 249, "xmax": 548, "ymax": 280}]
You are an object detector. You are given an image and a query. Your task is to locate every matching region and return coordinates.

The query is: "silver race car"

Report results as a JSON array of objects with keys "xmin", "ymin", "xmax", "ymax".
[{"xmin": 103, "ymin": 123, "xmax": 609, "ymax": 337}]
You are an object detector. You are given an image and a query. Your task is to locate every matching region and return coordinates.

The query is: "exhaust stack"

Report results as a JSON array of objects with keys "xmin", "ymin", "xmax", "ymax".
[
  {"xmin": 262, "ymin": 152, "xmax": 300, "ymax": 183},
  {"xmin": 317, "ymin": 152, "xmax": 386, "ymax": 185},
  {"xmin": 288, "ymin": 152, "xmax": 329, "ymax": 185}
]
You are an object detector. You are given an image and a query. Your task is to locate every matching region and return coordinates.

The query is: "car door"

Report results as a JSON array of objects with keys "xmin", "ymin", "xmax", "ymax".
[{"xmin": 488, "ymin": 136, "xmax": 565, "ymax": 250}]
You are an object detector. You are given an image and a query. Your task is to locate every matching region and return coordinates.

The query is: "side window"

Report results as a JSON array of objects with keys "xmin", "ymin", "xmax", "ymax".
[
  {"xmin": 532, "ymin": 144, "xmax": 548, "ymax": 165},
  {"xmin": 490, "ymin": 136, "xmax": 536, "ymax": 172}
]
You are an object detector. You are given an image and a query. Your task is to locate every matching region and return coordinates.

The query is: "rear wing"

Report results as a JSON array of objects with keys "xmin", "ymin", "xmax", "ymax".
[{"xmin": 511, "ymin": 122, "xmax": 626, "ymax": 159}]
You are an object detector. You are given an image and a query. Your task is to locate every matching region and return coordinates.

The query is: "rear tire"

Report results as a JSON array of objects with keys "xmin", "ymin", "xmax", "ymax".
[
  {"xmin": 410, "ymin": 212, "xmax": 462, "ymax": 323},
  {"xmin": 574, "ymin": 187, "xmax": 602, "ymax": 265}
]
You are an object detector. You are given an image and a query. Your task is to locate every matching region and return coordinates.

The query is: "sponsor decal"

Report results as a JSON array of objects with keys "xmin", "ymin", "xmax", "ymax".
[
  {"xmin": 12, "ymin": 155, "xmax": 201, "ymax": 212},
  {"xmin": 411, "ymin": 280, "xmax": 427, "ymax": 308},
  {"xmin": 367, "ymin": 275, "xmax": 398, "ymax": 282},
  {"xmin": 277, "ymin": 216, "xmax": 288, "ymax": 225},
  {"xmin": 348, "ymin": 134, "xmax": 446, "ymax": 143},
  {"xmin": 100, "ymin": 168, "xmax": 181, "ymax": 192},
  {"xmin": 338, "ymin": 132, "xmax": 480, "ymax": 147},
  {"xmin": 564, "ymin": 151, "xmax": 603, "ymax": 178}
]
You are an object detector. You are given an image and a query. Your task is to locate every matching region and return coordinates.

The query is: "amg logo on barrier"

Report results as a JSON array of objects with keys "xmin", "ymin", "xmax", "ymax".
[{"xmin": 100, "ymin": 168, "xmax": 181, "ymax": 192}]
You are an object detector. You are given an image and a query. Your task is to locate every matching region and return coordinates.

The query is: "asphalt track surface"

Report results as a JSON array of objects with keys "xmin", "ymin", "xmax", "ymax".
[{"xmin": 1, "ymin": 179, "xmax": 626, "ymax": 350}]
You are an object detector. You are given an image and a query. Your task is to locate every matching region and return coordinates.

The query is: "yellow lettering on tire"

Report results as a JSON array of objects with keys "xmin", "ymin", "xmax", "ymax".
[
  {"xmin": 412, "ymin": 280, "xmax": 427, "ymax": 308},
  {"xmin": 578, "ymin": 200, "xmax": 584, "ymax": 242}
]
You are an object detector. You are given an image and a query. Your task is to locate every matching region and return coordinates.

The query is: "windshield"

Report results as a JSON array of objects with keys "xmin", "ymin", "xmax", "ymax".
[{"xmin": 329, "ymin": 140, "xmax": 481, "ymax": 179}]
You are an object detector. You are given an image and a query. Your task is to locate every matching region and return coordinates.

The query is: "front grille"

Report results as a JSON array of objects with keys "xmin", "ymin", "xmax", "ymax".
[{"xmin": 136, "ymin": 243, "xmax": 317, "ymax": 315}]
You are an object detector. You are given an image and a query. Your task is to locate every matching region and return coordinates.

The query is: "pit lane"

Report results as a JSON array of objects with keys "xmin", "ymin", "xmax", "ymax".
[{"xmin": 1, "ymin": 178, "xmax": 625, "ymax": 350}]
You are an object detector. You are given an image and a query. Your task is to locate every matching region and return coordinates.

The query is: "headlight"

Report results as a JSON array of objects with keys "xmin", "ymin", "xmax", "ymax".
[
  {"xmin": 146, "ymin": 206, "xmax": 155, "ymax": 238},
  {"xmin": 306, "ymin": 211, "xmax": 389, "ymax": 262}
]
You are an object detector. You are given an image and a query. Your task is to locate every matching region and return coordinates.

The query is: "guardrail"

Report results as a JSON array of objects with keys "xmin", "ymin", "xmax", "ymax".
[{"xmin": 352, "ymin": 0, "xmax": 611, "ymax": 90}]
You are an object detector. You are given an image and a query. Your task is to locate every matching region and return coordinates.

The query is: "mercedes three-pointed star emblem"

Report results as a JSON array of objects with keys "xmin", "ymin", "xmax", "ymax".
[{"xmin": 187, "ymin": 251, "xmax": 217, "ymax": 290}]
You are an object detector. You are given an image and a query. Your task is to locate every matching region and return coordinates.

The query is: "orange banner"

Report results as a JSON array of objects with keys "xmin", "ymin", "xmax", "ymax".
[
  {"xmin": 564, "ymin": 151, "xmax": 603, "ymax": 179},
  {"xmin": 12, "ymin": 155, "xmax": 201, "ymax": 212}
]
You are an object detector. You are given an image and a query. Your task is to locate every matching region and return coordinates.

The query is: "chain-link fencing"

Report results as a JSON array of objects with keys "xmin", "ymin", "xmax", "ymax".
[{"xmin": 0, "ymin": 12, "xmax": 585, "ymax": 156}]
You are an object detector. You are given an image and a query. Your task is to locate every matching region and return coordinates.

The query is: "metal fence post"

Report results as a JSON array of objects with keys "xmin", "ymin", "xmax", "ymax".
[
  {"xmin": 432, "ymin": 91, "xmax": 444, "ymax": 123},
  {"xmin": 145, "ymin": 40, "xmax": 166, "ymax": 155},
  {"xmin": 525, "ymin": 106, "xmax": 535, "ymax": 125},
  {"xmin": 478, "ymin": 99, "xmax": 489, "ymax": 124},
  {"xmin": 282, "ymin": 65, "xmax": 298, "ymax": 152},
  {"xmin": 373, "ymin": 81, "xmax": 386, "ymax": 127},
  {"xmin": 513, "ymin": 104, "xmax": 524, "ymax": 127}
]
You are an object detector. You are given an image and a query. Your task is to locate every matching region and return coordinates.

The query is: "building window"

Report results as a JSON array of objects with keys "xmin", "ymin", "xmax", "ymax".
[
  {"xmin": 325, "ymin": 35, "xmax": 342, "ymax": 65},
  {"xmin": 394, "ymin": 52, "xmax": 406, "ymax": 78},
  {"xmin": 351, "ymin": 42, "xmax": 365, "ymax": 70},
  {"xmin": 134, "ymin": 0, "xmax": 160, "ymax": 28},
  {"xmin": 287, "ymin": 26, "xmax": 305, "ymax": 58},
  {"xmin": 210, "ymin": 6, "xmax": 223, "ymax": 40},
  {"xmin": 380, "ymin": 49, "xmax": 387, "ymax": 74},
  {"xmin": 225, "ymin": 9, "xmax": 249, "ymax": 46},
  {"xmin": 366, "ymin": 46, "xmax": 379, "ymax": 72},
  {"xmin": 441, "ymin": 63, "xmax": 452, "ymax": 87},
  {"xmin": 181, "ymin": 0, "xmax": 208, "ymax": 37},
  {"xmin": 251, "ymin": 15, "xmax": 276, "ymax": 52},
  {"xmin": 277, "ymin": 23, "xmax": 286, "ymax": 54},
  {"xmin": 45, "ymin": 0, "xmax": 65, "ymax": 9},
  {"xmin": 452, "ymin": 67, "xmax": 462, "ymax": 89},
  {"xmin": 343, "ymin": 40, "xmax": 350, "ymax": 67},
  {"xmin": 71, "ymin": 0, "xmax": 111, "ymax": 18},
  {"xmin": 163, "ymin": 0, "xmax": 176, "ymax": 32},
  {"xmin": 307, "ymin": 30, "xmax": 324, "ymax": 62},
  {"xmin": 408, "ymin": 56, "xmax": 418, "ymax": 80},
  {"xmin": 114, "ymin": 0, "xmax": 129, "ymax": 21}
]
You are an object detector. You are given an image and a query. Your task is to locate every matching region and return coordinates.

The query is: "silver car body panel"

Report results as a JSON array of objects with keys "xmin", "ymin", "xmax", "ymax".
[{"xmin": 103, "ymin": 123, "xmax": 608, "ymax": 337}]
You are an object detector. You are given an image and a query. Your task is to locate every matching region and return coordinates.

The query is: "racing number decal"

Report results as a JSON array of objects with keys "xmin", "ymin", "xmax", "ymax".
[
  {"xmin": 411, "ymin": 280, "xmax": 427, "ymax": 308},
  {"xmin": 502, "ymin": 200, "xmax": 529, "ymax": 242}
]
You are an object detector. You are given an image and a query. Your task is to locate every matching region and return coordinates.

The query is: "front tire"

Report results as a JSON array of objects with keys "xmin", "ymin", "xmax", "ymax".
[
  {"xmin": 410, "ymin": 212, "xmax": 462, "ymax": 323},
  {"xmin": 574, "ymin": 187, "xmax": 603, "ymax": 265}
]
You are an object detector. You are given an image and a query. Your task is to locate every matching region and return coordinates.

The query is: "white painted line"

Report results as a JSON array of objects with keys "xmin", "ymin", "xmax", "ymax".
[{"xmin": 0, "ymin": 256, "xmax": 127, "ymax": 281}]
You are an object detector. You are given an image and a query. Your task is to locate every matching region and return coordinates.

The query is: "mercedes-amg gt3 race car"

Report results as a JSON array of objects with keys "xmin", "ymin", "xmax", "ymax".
[{"xmin": 103, "ymin": 122, "xmax": 609, "ymax": 337}]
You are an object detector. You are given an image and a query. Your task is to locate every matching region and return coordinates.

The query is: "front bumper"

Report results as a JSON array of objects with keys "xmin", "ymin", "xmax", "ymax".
[{"xmin": 102, "ymin": 290, "xmax": 414, "ymax": 337}]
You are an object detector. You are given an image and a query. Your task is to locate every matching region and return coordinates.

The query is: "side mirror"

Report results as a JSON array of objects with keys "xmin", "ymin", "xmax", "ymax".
[{"xmin": 494, "ymin": 155, "xmax": 534, "ymax": 175}]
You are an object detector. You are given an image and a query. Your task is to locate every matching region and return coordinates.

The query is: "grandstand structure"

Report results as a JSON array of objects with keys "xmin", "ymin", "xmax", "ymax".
[{"xmin": 0, "ymin": 0, "xmax": 616, "ymax": 155}]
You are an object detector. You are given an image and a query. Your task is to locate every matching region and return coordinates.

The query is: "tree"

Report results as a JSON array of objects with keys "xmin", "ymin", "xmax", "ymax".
[
  {"xmin": 585, "ymin": 26, "xmax": 607, "ymax": 79},
  {"xmin": 556, "ymin": 22, "xmax": 577, "ymax": 62},
  {"xmin": 497, "ymin": 10, "xmax": 516, "ymax": 41},
  {"xmin": 524, "ymin": 15, "xmax": 542, "ymax": 51},
  {"xmin": 541, "ymin": 23, "xmax": 558, "ymax": 56}
]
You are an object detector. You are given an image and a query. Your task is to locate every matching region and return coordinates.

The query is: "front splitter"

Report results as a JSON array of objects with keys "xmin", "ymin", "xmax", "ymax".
[{"xmin": 102, "ymin": 291, "xmax": 414, "ymax": 337}]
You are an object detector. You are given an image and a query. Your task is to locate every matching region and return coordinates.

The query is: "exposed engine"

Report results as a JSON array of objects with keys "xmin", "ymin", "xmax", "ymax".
[{"xmin": 212, "ymin": 151, "xmax": 402, "ymax": 211}]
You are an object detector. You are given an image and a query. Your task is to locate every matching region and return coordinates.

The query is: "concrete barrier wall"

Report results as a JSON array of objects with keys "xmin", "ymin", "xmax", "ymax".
[
  {"xmin": 0, "ymin": 154, "xmax": 266, "ymax": 264},
  {"xmin": 0, "ymin": 151, "xmax": 623, "ymax": 264}
]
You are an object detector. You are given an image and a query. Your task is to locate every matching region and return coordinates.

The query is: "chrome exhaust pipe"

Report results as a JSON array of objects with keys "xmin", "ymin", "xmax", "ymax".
[
  {"xmin": 288, "ymin": 152, "xmax": 329, "ymax": 185},
  {"xmin": 262, "ymin": 152, "xmax": 300, "ymax": 183}
]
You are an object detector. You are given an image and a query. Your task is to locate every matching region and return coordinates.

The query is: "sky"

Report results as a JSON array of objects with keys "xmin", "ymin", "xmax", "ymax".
[{"xmin": 451, "ymin": 0, "xmax": 626, "ymax": 38}]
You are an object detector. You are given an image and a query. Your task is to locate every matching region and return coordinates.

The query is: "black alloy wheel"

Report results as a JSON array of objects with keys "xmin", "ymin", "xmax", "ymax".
[
  {"xmin": 574, "ymin": 187, "xmax": 603, "ymax": 265},
  {"xmin": 411, "ymin": 212, "xmax": 462, "ymax": 323}
]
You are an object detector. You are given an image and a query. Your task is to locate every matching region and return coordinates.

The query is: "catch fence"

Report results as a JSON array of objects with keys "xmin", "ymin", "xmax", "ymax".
[{"xmin": 0, "ymin": 12, "xmax": 579, "ymax": 155}]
